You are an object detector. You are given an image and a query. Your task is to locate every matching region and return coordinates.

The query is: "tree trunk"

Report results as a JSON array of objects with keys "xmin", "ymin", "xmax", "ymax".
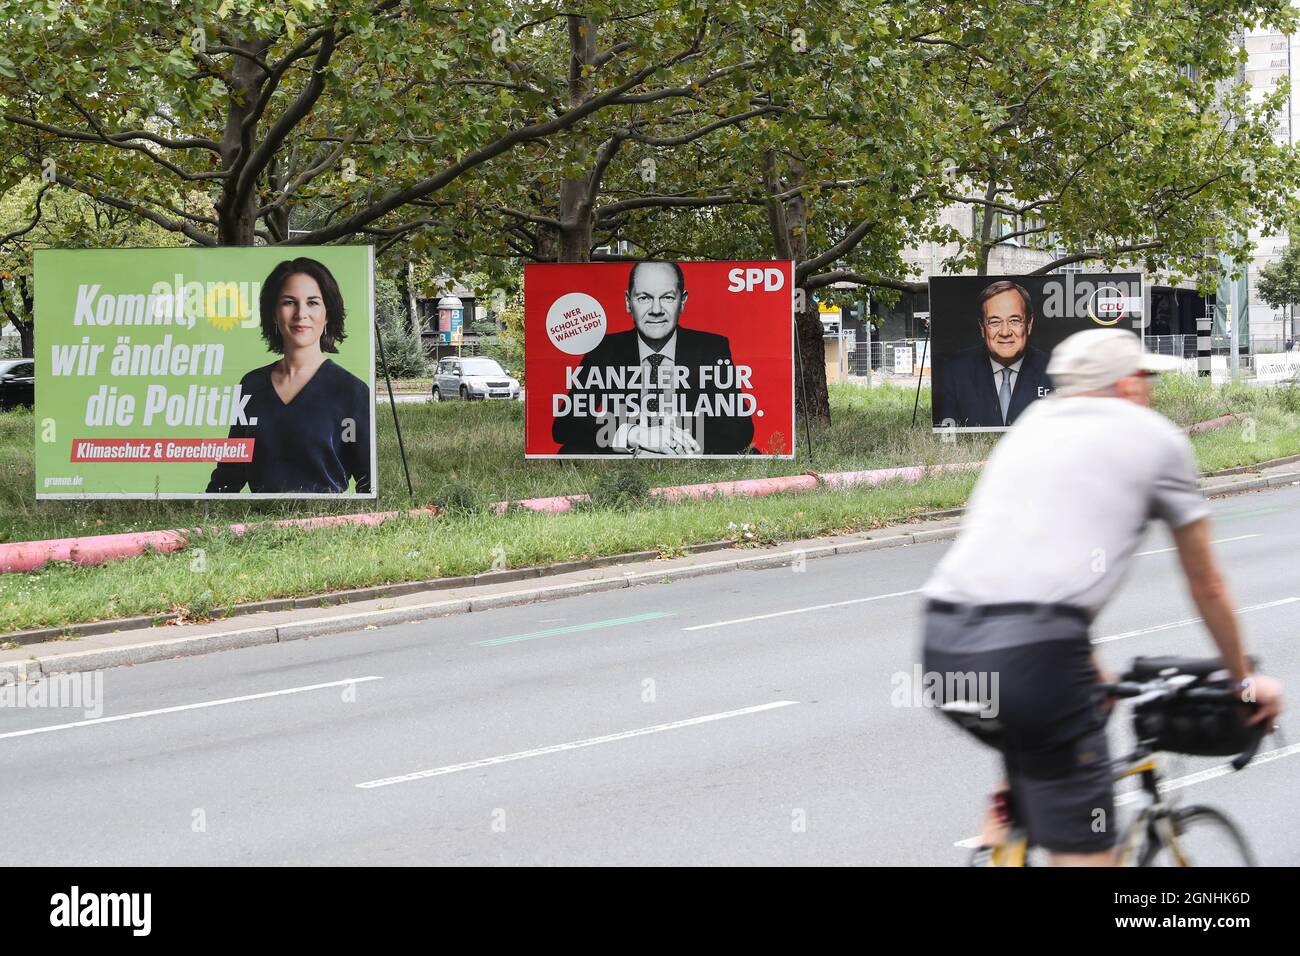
[
  {"xmin": 778, "ymin": 156, "xmax": 831, "ymax": 425},
  {"xmin": 974, "ymin": 179, "xmax": 998, "ymax": 276},
  {"xmin": 403, "ymin": 258, "xmax": 420, "ymax": 336},
  {"xmin": 558, "ymin": 178, "xmax": 594, "ymax": 262},
  {"xmin": 217, "ymin": 39, "xmax": 270, "ymax": 246},
  {"xmin": 795, "ymin": 300, "xmax": 830, "ymax": 423},
  {"xmin": 218, "ymin": 198, "xmax": 260, "ymax": 247},
  {"xmin": 1, "ymin": 275, "xmax": 34, "ymax": 357},
  {"xmin": 552, "ymin": 16, "xmax": 598, "ymax": 264}
]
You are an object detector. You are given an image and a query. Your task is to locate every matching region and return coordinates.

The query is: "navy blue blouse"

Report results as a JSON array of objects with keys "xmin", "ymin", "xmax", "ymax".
[{"xmin": 206, "ymin": 358, "xmax": 372, "ymax": 494}]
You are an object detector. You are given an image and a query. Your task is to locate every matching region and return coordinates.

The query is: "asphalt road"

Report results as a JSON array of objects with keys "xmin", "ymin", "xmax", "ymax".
[{"xmin": 2, "ymin": 484, "xmax": 1297, "ymax": 866}]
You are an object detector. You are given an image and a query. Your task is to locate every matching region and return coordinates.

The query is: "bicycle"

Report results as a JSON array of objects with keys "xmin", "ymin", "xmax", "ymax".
[{"xmin": 942, "ymin": 655, "xmax": 1272, "ymax": 867}]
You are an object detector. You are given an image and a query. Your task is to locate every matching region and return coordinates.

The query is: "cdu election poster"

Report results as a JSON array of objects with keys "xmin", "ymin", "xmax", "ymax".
[
  {"xmin": 928, "ymin": 272, "xmax": 1143, "ymax": 433},
  {"xmin": 525, "ymin": 260, "xmax": 795, "ymax": 458},
  {"xmin": 34, "ymin": 247, "xmax": 376, "ymax": 498}
]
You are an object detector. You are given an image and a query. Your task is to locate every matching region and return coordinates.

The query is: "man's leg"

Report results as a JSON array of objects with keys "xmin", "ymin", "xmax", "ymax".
[{"xmin": 978, "ymin": 781, "xmax": 1011, "ymax": 847}]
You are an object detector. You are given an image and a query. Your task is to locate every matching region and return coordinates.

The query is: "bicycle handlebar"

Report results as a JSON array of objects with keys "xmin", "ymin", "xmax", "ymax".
[
  {"xmin": 1099, "ymin": 679, "xmax": 1268, "ymax": 771},
  {"xmin": 1232, "ymin": 722, "xmax": 1269, "ymax": 771}
]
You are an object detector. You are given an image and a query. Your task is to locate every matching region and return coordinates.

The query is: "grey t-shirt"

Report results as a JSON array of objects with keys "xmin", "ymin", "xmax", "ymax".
[{"xmin": 922, "ymin": 396, "xmax": 1209, "ymax": 617}]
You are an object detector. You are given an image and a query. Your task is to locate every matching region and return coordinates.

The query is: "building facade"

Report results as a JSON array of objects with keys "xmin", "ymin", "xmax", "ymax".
[{"xmin": 1243, "ymin": 26, "xmax": 1297, "ymax": 347}]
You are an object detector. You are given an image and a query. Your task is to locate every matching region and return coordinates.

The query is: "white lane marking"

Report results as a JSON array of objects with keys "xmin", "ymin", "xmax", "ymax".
[
  {"xmin": 1136, "ymin": 533, "xmax": 1260, "ymax": 557},
  {"xmin": 953, "ymin": 740, "xmax": 1300, "ymax": 846},
  {"xmin": 682, "ymin": 589, "xmax": 920, "ymax": 631},
  {"xmin": 356, "ymin": 700, "xmax": 799, "ymax": 789},
  {"xmin": 1094, "ymin": 597, "xmax": 1299, "ymax": 644},
  {"xmin": 1116, "ymin": 739, "xmax": 1300, "ymax": 806},
  {"xmin": 0, "ymin": 676, "xmax": 383, "ymax": 741}
]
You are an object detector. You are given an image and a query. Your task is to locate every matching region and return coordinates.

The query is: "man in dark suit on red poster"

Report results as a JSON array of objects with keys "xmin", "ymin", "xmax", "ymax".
[{"xmin": 552, "ymin": 261, "xmax": 755, "ymax": 455}]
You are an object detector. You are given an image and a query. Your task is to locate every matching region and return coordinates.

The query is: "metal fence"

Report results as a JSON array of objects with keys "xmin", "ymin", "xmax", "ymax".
[
  {"xmin": 827, "ymin": 332, "xmax": 1300, "ymax": 384},
  {"xmin": 824, "ymin": 335, "xmax": 931, "ymax": 381}
]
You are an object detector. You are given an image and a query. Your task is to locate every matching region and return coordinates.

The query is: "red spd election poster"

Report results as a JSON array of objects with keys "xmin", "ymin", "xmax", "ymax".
[{"xmin": 525, "ymin": 261, "xmax": 795, "ymax": 458}]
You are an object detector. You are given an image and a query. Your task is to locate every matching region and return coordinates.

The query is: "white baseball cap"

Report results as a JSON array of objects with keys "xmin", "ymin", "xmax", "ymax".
[{"xmin": 1047, "ymin": 328, "xmax": 1182, "ymax": 397}]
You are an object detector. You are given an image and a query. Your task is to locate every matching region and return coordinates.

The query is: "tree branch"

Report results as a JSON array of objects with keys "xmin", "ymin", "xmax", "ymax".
[
  {"xmin": 292, "ymin": 34, "xmax": 712, "ymax": 244},
  {"xmin": 1028, "ymin": 241, "xmax": 1162, "ymax": 274},
  {"xmin": 233, "ymin": 28, "xmax": 338, "ymax": 218},
  {"xmin": 52, "ymin": 173, "xmax": 217, "ymax": 245},
  {"xmin": 627, "ymin": 106, "xmax": 778, "ymax": 147},
  {"xmin": 0, "ymin": 184, "xmax": 49, "ymax": 246},
  {"xmin": 598, "ymin": 193, "xmax": 761, "ymax": 217},
  {"xmin": 610, "ymin": 59, "xmax": 758, "ymax": 104},
  {"xmin": 60, "ymin": 94, "xmax": 227, "ymax": 182},
  {"xmin": 1, "ymin": 111, "xmax": 221, "ymax": 153},
  {"xmin": 495, "ymin": 206, "xmax": 563, "ymax": 229},
  {"xmin": 803, "ymin": 270, "xmax": 925, "ymax": 294}
]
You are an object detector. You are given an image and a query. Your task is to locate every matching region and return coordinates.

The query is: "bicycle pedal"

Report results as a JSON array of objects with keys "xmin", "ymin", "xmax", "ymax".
[{"xmin": 970, "ymin": 846, "xmax": 996, "ymax": 867}]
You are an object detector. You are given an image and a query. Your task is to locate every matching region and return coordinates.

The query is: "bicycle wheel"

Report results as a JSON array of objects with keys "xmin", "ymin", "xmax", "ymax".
[{"xmin": 1139, "ymin": 805, "xmax": 1257, "ymax": 867}]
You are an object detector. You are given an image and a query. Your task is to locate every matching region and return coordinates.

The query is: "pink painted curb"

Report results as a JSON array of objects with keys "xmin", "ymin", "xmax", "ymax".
[
  {"xmin": 1186, "ymin": 413, "xmax": 1242, "ymax": 435},
  {"xmin": 494, "ymin": 461, "xmax": 981, "ymax": 514},
  {"xmin": 1, "ymin": 462, "xmax": 979, "ymax": 573},
  {"xmin": 0, "ymin": 506, "xmax": 439, "ymax": 574}
]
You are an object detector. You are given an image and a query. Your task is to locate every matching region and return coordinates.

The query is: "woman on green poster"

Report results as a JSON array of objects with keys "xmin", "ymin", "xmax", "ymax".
[{"xmin": 207, "ymin": 257, "xmax": 372, "ymax": 494}]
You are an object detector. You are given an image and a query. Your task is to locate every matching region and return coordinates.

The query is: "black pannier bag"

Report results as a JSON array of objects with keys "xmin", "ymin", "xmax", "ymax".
[{"xmin": 1125, "ymin": 656, "xmax": 1257, "ymax": 757}]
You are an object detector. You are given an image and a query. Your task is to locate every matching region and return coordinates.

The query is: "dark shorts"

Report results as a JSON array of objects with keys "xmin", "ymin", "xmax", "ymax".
[{"xmin": 923, "ymin": 606, "xmax": 1115, "ymax": 854}]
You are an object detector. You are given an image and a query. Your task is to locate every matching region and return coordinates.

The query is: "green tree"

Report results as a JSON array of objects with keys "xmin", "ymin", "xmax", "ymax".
[
  {"xmin": 481, "ymin": 293, "xmax": 525, "ymax": 381},
  {"xmin": 600, "ymin": 0, "xmax": 1300, "ymax": 420},
  {"xmin": 373, "ymin": 271, "xmax": 429, "ymax": 378},
  {"xmin": 0, "ymin": 178, "xmax": 182, "ymax": 356},
  {"xmin": 0, "ymin": 0, "xmax": 773, "ymax": 250}
]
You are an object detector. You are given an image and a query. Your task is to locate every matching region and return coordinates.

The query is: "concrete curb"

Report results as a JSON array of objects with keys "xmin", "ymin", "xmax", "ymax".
[
  {"xmin": 2, "ymin": 462, "xmax": 1295, "ymax": 681},
  {"xmin": 0, "ymin": 461, "xmax": 980, "ymax": 574},
  {"xmin": 0, "ymin": 522, "xmax": 955, "ymax": 681},
  {"xmin": 0, "ymin": 543, "xmax": 722, "ymax": 647},
  {"xmin": 1202, "ymin": 470, "xmax": 1300, "ymax": 497},
  {"xmin": 1206, "ymin": 452, "xmax": 1300, "ymax": 477}
]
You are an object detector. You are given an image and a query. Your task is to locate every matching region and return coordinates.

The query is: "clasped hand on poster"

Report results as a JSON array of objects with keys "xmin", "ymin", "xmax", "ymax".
[{"xmin": 626, "ymin": 422, "xmax": 701, "ymax": 456}]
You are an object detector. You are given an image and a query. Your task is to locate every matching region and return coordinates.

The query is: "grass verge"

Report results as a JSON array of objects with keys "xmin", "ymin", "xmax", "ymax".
[
  {"xmin": 0, "ymin": 471, "xmax": 979, "ymax": 633},
  {"xmin": 0, "ymin": 378, "xmax": 1297, "ymax": 633},
  {"xmin": 0, "ymin": 383, "xmax": 997, "ymax": 542}
]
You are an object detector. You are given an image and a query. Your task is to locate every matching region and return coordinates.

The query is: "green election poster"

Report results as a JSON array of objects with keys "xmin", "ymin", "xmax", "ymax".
[{"xmin": 34, "ymin": 246, "xmax": 376, "ymax": 498}]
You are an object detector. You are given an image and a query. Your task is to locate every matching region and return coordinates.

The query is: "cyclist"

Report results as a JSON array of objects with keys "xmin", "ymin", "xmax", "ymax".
[{"xmin": 921, "ymin": 328, "xmax": 1283, "ymax": 866}]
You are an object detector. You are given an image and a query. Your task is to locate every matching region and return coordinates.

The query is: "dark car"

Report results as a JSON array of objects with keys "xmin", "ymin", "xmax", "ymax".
[{"xmin": 0, "ymin": 358, "xmax": 34, "ymax": 409}]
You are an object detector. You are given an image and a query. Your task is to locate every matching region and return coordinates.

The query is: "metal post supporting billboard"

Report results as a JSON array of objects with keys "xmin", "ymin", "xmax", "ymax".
[
  {"xmin": 862, "ymin": 303, "xmax": 872, "ymax": 386},
  {"xmin": 837, "ymin": 321, "xmax": 845, "ymax": 382},
  {"xmin": 793, "ymin": 320, "xmax": 814, "ymax": 461},
  {"xmin": 1227, "ymin": 269, "xmax": 1237, "ymax": 382},
  {"xmin": 910, "ymin": 331, "xmax": 930, "ymax": 428},
  {"xmin": 375, "ymin": 321, "xmax": 415, "ymax": 500}
]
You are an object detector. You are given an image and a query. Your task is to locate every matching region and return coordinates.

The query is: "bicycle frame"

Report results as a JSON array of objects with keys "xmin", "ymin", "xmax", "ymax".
[
  {"xmin": 978, "ymin": 748, "xmax": 1184, "ymax": 867},
  {"xmin": 963, "ymin": 657, "xmax": 1264, "ymax": 867}
]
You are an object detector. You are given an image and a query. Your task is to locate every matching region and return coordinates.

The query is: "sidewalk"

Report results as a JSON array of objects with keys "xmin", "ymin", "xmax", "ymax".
[{"xmin": 2, "ymin": 459, "xmax": 1297, "ymax": 683}]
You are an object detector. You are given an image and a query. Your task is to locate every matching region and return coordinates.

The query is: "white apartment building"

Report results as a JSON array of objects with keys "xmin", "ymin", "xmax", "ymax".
[{"xmin": 1243, "ymin": 26, "xmax": 1297, "ymax": 346}]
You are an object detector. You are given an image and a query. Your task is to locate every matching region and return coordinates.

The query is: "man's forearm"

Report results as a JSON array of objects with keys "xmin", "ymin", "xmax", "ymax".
[
  {"xmin": 1172, "ymin": 518, "xmax": 1250, "ymax": 681},
  {"xmin": 1188, "ymin": 578, "xmax": 1250, "ymax": 682}
]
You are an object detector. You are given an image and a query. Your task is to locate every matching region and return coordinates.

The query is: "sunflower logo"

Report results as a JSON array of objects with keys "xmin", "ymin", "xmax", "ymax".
[{"xmin": 204, "ymin": 283, "xmax": 252, "ymax": 331}]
